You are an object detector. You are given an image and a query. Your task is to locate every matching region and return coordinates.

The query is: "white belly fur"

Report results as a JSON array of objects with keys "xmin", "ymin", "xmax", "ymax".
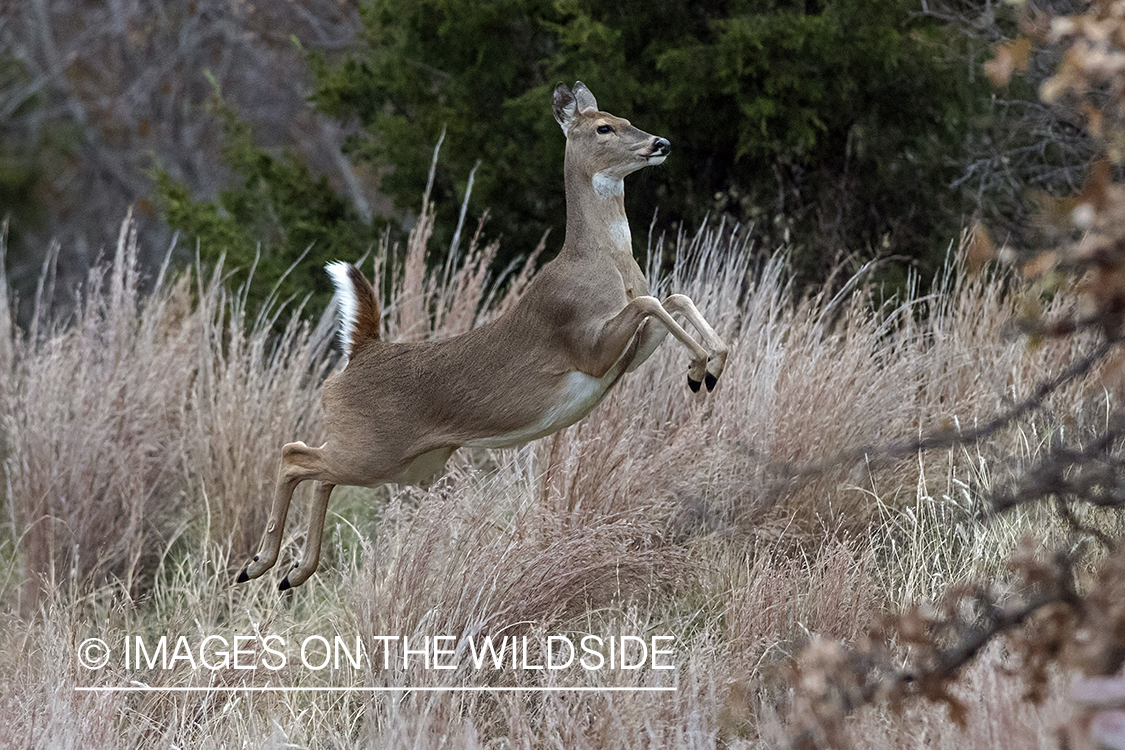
[{"xmin": 465, "ymin": 370, "xmax": 616, "ymax": 449}]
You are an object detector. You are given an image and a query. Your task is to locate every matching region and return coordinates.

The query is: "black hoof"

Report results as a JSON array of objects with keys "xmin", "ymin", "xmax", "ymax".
[
  {"xmin": 278, "ymin": 577, "xmax": 292, "ymax": 592},
  {"xmin": 705, "ymin": 372, "xmax": 718, "ymax": 391},
  {"xmin": 688, "ymin": 377, "xmax": 702, "ymax": 393},
  {"xmin": 236, "ymin": 567, "xmax": 250, "ymax": 584}
]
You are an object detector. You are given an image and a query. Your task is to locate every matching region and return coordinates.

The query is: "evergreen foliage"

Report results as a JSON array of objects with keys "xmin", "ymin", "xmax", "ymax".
[
  {"xmin": 311, "ymin": 0, "xmax": 993, "ymax": 282},
  {"xmin": 154, "ymin": 93, "xmax": 384, "ymax": 314},
  {"xmin": 151, "ymin": 2, "xmax": 1000, "ymax": 309},
  {"xmin": 0, "ymin": 55, "xmax": 55, "ymax": 264}
]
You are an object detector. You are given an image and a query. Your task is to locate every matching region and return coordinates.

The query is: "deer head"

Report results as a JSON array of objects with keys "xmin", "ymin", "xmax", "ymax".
[{"xmin": 552, "ymin": 82, "xmax": 670, "ymax": 197}]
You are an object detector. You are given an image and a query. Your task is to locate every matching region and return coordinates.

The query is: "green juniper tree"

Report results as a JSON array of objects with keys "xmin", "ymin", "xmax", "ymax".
[
  {"xmin": 154, "ymin": 92, "xmax": 384, "ymax": 315},
  {"xmin": 157, "ymin": 1, "xmax": 997, "ymax": 309},
  {"xmin": 312, "ymin": 0, "xmax": 992, "ymax": 282}
]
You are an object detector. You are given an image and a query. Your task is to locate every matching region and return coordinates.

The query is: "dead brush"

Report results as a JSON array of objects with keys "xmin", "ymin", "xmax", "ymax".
[
  {"xmin": 343, "ymin": 468, "xmax": 687, "ymax": 655},
  {"xmin": 179, "ymin": 259, "xmax": 334, "ymax": 556},
  {"xmin": 0, "ymin": 222, "xmax": 336, "ymax": 598},
  {"xmin": 775, "ymin": 4, "xmax": 1125, "ymax": 746},
  {"xmin": 2, "ymin": 147, "xmax": 1119, "ymax": 747},
  {"xmin": 1, "ymin": 221, "xmax": 195, "ymax": 598},
  {"xmin": 724, "ymin": 534, "xmax": 878, "ymax": 657}
]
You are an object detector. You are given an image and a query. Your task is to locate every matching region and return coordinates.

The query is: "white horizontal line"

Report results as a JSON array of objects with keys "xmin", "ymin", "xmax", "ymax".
[{"xmin": 75, "ymin": 685, "xmax": 676, "ymax": 693}]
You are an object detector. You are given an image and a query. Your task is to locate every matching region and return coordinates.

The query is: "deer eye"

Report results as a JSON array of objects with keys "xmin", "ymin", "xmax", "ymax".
[{"xmin": 596, "ymin": 124, "xmax": 614, "ymax": 135}]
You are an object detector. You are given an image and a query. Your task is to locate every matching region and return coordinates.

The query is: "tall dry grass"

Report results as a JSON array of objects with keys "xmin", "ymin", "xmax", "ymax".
[
  {"xmin": 0, "ymin": 220, "xmax": 333, "ymax": 601},
  {"xmin": 0, "ymin": 207, "xmax": 1111, "ymax": 747}
]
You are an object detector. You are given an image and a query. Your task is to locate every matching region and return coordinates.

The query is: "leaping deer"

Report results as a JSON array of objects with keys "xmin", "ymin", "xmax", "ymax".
[{"xmin": 236, "ymin": 81, "xmax": 728, "ymax": 590}]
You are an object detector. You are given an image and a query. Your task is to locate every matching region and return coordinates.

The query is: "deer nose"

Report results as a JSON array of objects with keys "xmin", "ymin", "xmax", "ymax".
[{"xmin": 653, "ymin": 137, "xmax": 671, "ymax": 155}]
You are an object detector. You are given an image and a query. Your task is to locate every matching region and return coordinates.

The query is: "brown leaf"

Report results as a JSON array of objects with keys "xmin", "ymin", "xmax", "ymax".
[
  {"xmin": 985, "ymin": 46, "xmax": 1015, "ymax": 87},
  {"xmin": 1023, "ymin": 250, "xmax": 1060, "ymax": 280},
  {"xmin": 918, "ymin": 676, "xmax": 970, "ymax": 728},
  {"xmin": 897, "ymin": 606, "xmax": 930, "ymax": 646},
  {"xmin": 1010, "ymin": 37, "xmax": 1034, "ymax": 72},
  {"xmin": 1078, "ymin": 159, "xmax": 1113, "ymax": 213},
  {"xmin": 967, "ymin": 223, "xmax": 996, "ymax": 272},
  {"xmin": 985, "ymin": 37, "xmax": 1034, "ymax": 88},
  {"xmin": 1084, "ymin": 102, "xmax": 1105, "ymax": 139}
]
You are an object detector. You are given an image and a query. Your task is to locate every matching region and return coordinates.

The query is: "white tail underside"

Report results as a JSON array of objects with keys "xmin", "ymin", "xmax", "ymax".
[{"xmin": 325, "ymin": 261, "xmax": 359, "ymax": 358}]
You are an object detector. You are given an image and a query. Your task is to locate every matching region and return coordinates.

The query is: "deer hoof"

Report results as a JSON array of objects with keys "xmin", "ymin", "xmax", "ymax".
[
  {"xmin": 688, "ymin": 376, "xmax": 702, "ymax": 392},
  {"xmin": 278, "ymin": 576, "xmax": 292, "ymax": 592},
  {"xmin": 238, "ymin": 554, "xmax": 276, "ymax": 582},
  {"xmin": 705, "ymin": 372, "xmax": 718, "ymax": 391}
]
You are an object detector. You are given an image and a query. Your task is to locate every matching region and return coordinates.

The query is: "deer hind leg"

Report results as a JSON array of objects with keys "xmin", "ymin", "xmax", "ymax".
[
  {"xmin": 236, "ymin": 441, "xmax": 329, "ymax": 584},
  {"xmin": 274, "ymin": 447, "xmax": 453, "ymax": 589},
  {"xmin": 660, "ymin": 294, "xmax": 728, "ymax": 391},
  {"xmin": 278, "ymin": 481, "xmax": 335, "ymax": 591}
]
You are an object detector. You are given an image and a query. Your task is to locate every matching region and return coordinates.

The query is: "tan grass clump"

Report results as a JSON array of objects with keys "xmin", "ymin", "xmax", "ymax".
[
  {"xmin": 0, "ymin": 206, "xmax": 1111, "ymax": 747},
  {"xmin": 0, "ymin": 221, "xmax": 333, "ymax": 599},
  {"xmin": 3, "ymin": 221, "xmax": 196, "ymax": 597}
]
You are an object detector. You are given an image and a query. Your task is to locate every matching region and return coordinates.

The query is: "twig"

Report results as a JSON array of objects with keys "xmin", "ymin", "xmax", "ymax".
[{"xmin": 770, "ymin": 336, "xmax": 1116, "ymax": 491}]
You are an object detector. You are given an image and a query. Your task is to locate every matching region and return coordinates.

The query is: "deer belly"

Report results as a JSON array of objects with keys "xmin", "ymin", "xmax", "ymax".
[{"xmin": 464, "ymin": 370, "xmax": 614, "ymax": 449}]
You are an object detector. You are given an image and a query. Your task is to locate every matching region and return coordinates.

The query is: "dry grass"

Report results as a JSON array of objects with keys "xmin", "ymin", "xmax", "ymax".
[
  {"xmin": 0, "ymin": 212, "xmax": 1110, "ymax": 747},
  {"xmin": 0, "ymin": 221, "xmax": 333, "ymax": 602}
]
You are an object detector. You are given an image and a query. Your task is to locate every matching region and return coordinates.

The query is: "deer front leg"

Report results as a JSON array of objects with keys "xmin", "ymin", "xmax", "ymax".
[
  {"xmin": 580, "ymin": 295, "xmax": 711, "ymax": 389},
  {"xmin": 662, "ymin": 294, "xmax": 728, "ymax": 390},
  {"xmin": 279, "ymin": 481, "xmax": 335, "ymax": 591},
  {"xmin": 622, "ymin": 295, "xmax": 728, "ymax": 391}
]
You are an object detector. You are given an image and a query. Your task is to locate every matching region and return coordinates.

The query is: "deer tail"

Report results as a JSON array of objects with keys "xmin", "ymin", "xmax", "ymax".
[{"xmin": 325, "ymin": 261, "xmax": 381, "ymax": 358}]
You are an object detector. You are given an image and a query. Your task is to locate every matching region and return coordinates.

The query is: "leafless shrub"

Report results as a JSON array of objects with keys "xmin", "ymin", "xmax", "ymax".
[
  {"xmin": 2, "ymin": 159, "xmax": 1117, "ymax": 744},
  {"xmin": 0, "ymin": 0, "xmax": 364, "ymax": 312},
  {"xmin": 778, "ymin": 3, "xmax": 1125, "ymax": 746}
]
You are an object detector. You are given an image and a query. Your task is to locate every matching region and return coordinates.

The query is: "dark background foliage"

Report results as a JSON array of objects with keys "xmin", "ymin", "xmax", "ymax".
[
  {"xmin": 309, "ymin": 0, "xmax": 993, "ymax": 285},
  {"xmin": 0, "ymin": 0, "xmax": 1085, "ymax": 313}
]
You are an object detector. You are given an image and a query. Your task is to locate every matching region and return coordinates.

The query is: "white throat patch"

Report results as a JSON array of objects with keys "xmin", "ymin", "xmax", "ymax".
[
  {"xmin": 592, "ymin": 172, "xmax": 624, "ymax": 199},
  {"xmin": 610, "ymin": 217, "xmax": 631, "ymax": 248}
]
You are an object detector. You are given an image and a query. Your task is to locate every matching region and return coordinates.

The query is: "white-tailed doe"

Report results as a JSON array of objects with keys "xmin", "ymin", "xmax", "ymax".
[{"xmin": 237, "ymin": 81, "xmax": 728, "ymax": 589}]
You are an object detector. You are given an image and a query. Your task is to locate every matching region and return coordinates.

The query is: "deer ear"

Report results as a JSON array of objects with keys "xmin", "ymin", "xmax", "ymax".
[
  {"xmin": 552, "ymin": 83, "xmax": 578, "ymax": 135},
  {"xmin": 572, "ymin": 81, "xmax": 598, "ymax": 113}
]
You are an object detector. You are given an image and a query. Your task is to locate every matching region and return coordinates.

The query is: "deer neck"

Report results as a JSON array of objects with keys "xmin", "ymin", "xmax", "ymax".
[{"xmin": 561, "ymin": 154, "xmax": 632, "ymax": 259}]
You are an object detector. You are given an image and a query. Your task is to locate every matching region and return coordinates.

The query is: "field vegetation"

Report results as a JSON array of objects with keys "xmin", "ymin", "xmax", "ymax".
[
  {"xmin": 0, "ymin": 198, "xmax": 1116, "ymax": 746},
  {"xmin": 8, "ymin": 1, "xmax": 1125, "ymax": 747}
]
